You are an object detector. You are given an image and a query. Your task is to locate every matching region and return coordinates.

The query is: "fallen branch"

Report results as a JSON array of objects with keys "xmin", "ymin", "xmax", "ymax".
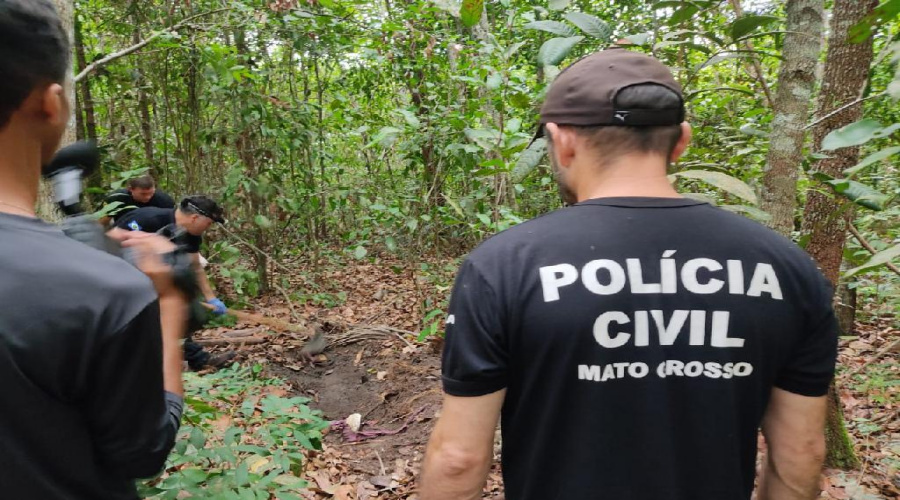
[
  {"xmin": 196, "ymin": 336, "xmax": 265, "ymax": 346},
  {"xmin": 842, "ymin": 337, "xmax": 900, "ymax": 381},
  {"xmin": 74, "ymin": 8, "xmax": 231, "ymax": 83},
  {"xmin": 848, "ymin": 224, "xmax": 900, "ymax": 278}
]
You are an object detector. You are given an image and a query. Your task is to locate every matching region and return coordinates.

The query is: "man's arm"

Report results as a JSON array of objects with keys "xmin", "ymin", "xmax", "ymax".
[
  {"xmin": 421, "ymin": 390, "xmax": 505, "ymax": 500},
  {"xmin": 758, "ymin": 388, "xmax": 828, "ymax": 500},
  {"xmin": 126, "ymin": 234, "xmax": 187, "ymax": 396},
  {"xmin": 191, "ymin": 252, "xmax": 217, "ymax": 302}
]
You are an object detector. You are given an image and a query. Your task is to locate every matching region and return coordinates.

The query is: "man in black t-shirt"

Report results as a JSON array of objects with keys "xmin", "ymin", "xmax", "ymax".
[
  {"xmin": 100, "ymin": 175, "xmax": 175, "ymax": 225},
  {"xmin": 422, "ymin": 48, "xmax": 837, "ymax": 500},
  {"xmin": 0, "ymin": 2, "xmax": 186, "ymax": 498},
  {"xmin": 116, "ymin": 196, "xmax": 235, "ymax": 370}
]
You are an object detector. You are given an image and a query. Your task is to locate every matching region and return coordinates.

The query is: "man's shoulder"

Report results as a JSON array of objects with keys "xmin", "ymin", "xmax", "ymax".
[
  {"xmin": 106, "ymin": 189, "xmax": 132, "ymax": 201},
  {"xmin": 3, "ymin": 227, "xmax": 157, "ymax": 335},
  {"xmin": 117, "ymin": 206, "xmax": 170, "ymax": 229},
  {"xmin": 151, "ymin": 191, "xmax": 176, "ymax": 208}
]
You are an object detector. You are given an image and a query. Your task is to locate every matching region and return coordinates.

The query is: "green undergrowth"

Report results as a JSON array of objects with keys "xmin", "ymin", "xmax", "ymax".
[{"xmin": 138, "ymin": 365, "xmax": 328, "ymax": 499}]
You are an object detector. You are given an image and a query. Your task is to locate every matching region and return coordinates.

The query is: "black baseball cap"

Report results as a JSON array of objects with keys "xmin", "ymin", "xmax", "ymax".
[
  {"xmin": 181, "ymin": 195, "xmax": 226, "ymax": 224},
  {"xmin": 535, "ymin": 47, "xmax": 685, "ymax": 138}
]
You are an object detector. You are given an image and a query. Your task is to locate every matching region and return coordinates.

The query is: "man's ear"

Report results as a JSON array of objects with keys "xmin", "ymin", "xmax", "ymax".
[
  {"xmin": 670, "ymin": 122, "xmax": 692, "ymax": 163},
  {"xmin": 40, "ymin": 83, "xmax": 68, "ymax": 129},
  {"xmin": 545, "ymin": 123, "xmax": 576, "ymax": 169}
]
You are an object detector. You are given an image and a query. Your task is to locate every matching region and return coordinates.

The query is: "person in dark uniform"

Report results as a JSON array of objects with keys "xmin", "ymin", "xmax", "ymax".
[
  {"xmin": 0, "ymin": 1, "xmax": 186, "ymax": 498},
  {"xmin": 422, "ymin": 48, "xmax": 837, "ymax": 500},
  {"xmin": 100, "ymin": 175, "xmax": 175, "ymax": 225},
  {"xmin": 115, "ymin": 195, "xmax": 235, "ymax": 370}
]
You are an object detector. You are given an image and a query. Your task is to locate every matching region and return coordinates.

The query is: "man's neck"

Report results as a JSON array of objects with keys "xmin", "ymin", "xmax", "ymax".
[
  {"xmin": 0, "ymin": 130, "xmax": 41, "ymax": 217},
  {"xmin": 576, "ymin": 153, "xmax": 681, "ymax": 202}
]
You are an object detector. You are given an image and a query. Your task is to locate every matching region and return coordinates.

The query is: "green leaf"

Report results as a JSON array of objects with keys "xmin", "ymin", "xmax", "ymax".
[
  {"xmin": 821, "ymin": 119, "xmax": 883, "ymax": 151},
  {"xmin": 738, "ymin": 123, "xmax": 767, "ymax": 137},
  {"xmin": 366, "ymin": 126, "xmax": 402, "ymax": 148},
  {"xmin": 397, "ymin": 109, "xmax": 421, "ymax": 129},
  {"xmin": 537, "ymin": 36, "xmax": 584, "ymax": 67},
  {"xmin": 622, "ymin": 32, "xmax": 652, "ymax": 46},
  {"xmin": 180, "ymin": 467, "xmax": 211, "ymax": 484},
  {"xmin": 460, "ymin": 0, "xmax": 483, "ymax": 27},
  {"xmin": 720, "ymin": 205, "xmax": 772, "ymax": 222},
  {"xmin": 254, "ymin": 215, "xmax": 273, "ymax": 229},
  {"xmin": 385, "ymin": 236, "xmax": 398, "ymax": 252},
  {"xmin": 673, "ymin": 170, "xmax": 758, "ymax": 205},
  {"xmin": 823, "ymin": 179, "xmax": 891, "ymax": 211},
  {"xmin": 843, "ymin": 146, "xmax": 900, "ymax": 176},
  {"xmin": 731, "ymin": 15, "xmax": 780, "ymax": 41},
  {"xmin": 523, "ymin": 20, "xmax": 576, "ymax": 37},
  {"xmin": 846, "ymin": 243, "xmax": 900, "ymax": 277},
  {"xmin": 486, "ymin": 72, "xmax": 503, "ymax": 89},
  {"xmin": 353, "ymin": 246, "xmax": 368, "ymax": 259},
  {"xmin": 189, "ymin": 427, "xmax": 207, "ymax": 449},
  {"xmin": 564, "ymin": 12, "xmax": 612, "ymax": 40},
  {"xmin": 512, "ymin": 138, "xmax": 547, "ymax": 182},
  {"xmin": 850, "ymin": 0, "xmax": 900, "ymax": 43},
  {"xmin": 669, "ymin": 5, "xmax": 699, "ymax": 26},
  {"xmin": 549, "ymin": 0, "xmax": 570, "ymax": 11}
]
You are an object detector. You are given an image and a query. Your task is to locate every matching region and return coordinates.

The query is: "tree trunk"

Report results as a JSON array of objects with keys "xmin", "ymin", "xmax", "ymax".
[
  {"xmin": 802, "ymin": 0, "xmax": 878, "ymax": 470},
  {"xmin": 75, "ymin": 17, "xmax": 102, "ymax": 200},
  {"xmin": 835, "ymin": 260, "xmax": 856, "ymax": 336},
  {"xmin": 40, "ymin": 0, "xmax": 77, "ymax": 220},
  {"xmin": 761, "ymin": 0, "xmax": 824, "ymax": 236},
  {"xmin": 131, "ymin": 3, "xmax": 156, "ymax": 176}
]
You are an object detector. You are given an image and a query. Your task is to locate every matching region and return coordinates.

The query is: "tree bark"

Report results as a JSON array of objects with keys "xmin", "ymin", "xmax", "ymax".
[
  {"xmin": 40, "ymin": 0, "xmax": 77, "ymax": 221},
  {"xmin": 802, "ymin": 0, "xmax": 878, "ymax": 470},
  {"xmin": 74, "ymin": 17, "xmax": 102, "ymax": 199},
  {"xmin": 131, "ymin": 3, "xmax": 156, "ymax": 176},
  {"xmin": 761, "ymin": 0, "xmax": 824, "ymax": 236}
]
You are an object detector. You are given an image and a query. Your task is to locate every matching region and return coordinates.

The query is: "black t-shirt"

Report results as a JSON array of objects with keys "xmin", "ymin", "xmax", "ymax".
[
  {"xmin": 115, "ymin": 206, "xmax": 202, "ymax": 254},
  {"xmin": 442, "ymin": 197, "xmax": 838, "ymax": 500},
  {"xmin": 105, "ymin": 188, "xmax": 175, "ymax": 223},
  {"xmin": 0, "ymin": 212, "xmax": 182, "ymax": 499}
]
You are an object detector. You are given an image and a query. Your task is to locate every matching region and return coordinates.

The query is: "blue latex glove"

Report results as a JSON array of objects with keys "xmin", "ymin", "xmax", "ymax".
[{"xmin": 206, "ymin": 298, "xmax": 228, "ymax": 315}]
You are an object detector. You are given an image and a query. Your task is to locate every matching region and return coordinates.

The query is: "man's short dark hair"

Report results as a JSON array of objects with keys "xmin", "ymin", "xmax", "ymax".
[
  {"xmin": 128, "ymin": 175, "xmax": 156, "ymax": 190},
  {"xmin": 180, "ymin": 195, "xmax": 225, "ymax": 224},
  {"xmin": 0, "ymin": 0, "xmax": 70, "ymax": 129},
  {"xmin": 555, "ymin": 84, "xmax": 684, "ymax": 164}
]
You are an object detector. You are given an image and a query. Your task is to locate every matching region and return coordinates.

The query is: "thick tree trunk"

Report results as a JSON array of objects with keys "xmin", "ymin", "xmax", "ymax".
[
  {"xmin": 802, "ymin": 0, "xmax": 878, "ymax": 470},
  {"xmin": 40, "ymin": 0, "xmax": 77, "ymax": 221},
  {"xmin": 761, "ymin": 0, "xmax": 824, "ymax": 236}
]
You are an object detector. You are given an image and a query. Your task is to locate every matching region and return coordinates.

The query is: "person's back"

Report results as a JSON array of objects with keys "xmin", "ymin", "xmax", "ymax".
[
  {"xmin": 446, "ymin": 198, "xmax": 835, "ymax": 499},
  {"xmin": 0, "ymin": 1, "xmax": 186, "ymax": 497},
  {"xmin": 422, "ymin": 48, "xmax": 836, "ymax": 500},
  {"xmin": 0, "ymin": 214, "xmax": 173, "ymax": 499}
]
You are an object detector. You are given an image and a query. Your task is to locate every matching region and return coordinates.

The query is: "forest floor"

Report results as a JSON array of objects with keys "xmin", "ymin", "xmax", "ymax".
[{"xmin": 198, "ymin": 253, "xmax": 900, "ymax": 500}]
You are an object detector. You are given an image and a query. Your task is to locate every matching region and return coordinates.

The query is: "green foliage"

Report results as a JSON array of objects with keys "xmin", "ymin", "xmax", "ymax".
[
  {"xmin": 538, "ymin": 36, "xmax": 585, "ymax": 66},
  {"xmin": 846, "ymin": 244, "xmax": 900, "ymax": 277},
  {"xmin": 730, "ymin": 15, "xmax": 780, "ymax": 42},
  {"xmin": 822, "ymin": 119, "xmax": 900, "ymax": 151},
  {"xmin": 138, "ymin": 366, "xmax": 328, "ymax": 499},
  {"xmin": 73, "ymin": 0, "xmax": 900, "ymax": 295},
  {"xmin": 671, "ymin": 170, "xmax": 759, "ymax": 206},
  {"xmin": 564, "ymin": 12, "xmax": 612, "ymax": 41},
  {"xmin": 460, "ymin": 0, "xmax": 484, "ymax": 27}
]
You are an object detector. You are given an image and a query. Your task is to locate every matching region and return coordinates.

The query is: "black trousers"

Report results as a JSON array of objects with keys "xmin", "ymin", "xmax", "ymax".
[{"xmin": 184, "ymin": 301, "xmax": 211, "ymax": 370}]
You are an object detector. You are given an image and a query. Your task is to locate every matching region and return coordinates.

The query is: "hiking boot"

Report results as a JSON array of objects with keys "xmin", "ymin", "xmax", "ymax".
[{"xmin": 204, "ymin": 351, "xmax": 236, "ymax": 370}]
